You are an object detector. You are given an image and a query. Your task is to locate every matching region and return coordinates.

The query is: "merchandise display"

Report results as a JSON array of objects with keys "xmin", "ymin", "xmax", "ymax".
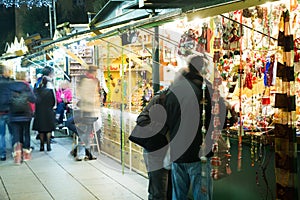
[
  {"xmin": 92, "ymin": 1, "xmax": 299, "ymax": 198},
  {"xmin": 68, "ymin": 42, "xmax": 93, "ymax": 76},
  {"xmin": 3, "ymin": 0, "xmax": 298, "ymax": 198}
]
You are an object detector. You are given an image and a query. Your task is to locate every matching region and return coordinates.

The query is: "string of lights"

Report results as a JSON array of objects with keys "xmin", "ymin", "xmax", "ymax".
[{"xmin": 0, "ymin": 0, "xmax": 53, "ymax": 8}]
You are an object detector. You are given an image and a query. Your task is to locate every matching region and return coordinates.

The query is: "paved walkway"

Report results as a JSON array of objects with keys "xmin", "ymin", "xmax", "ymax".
[{"xmin": 0, "ymin": 133, "xmax": 148, "ymax": 200}]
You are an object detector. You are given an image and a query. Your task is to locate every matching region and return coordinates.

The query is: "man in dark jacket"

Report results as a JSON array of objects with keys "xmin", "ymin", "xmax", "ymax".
[
  {"xmin": 164, "ymin": 55, "xmax": 216, "ymax": 200},
  {"xmin": 0, "ymin": 63, "xmax": 13, "ymax": 161}
]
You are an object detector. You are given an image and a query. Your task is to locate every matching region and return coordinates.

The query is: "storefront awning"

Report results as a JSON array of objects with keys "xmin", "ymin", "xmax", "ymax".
[
  {"xmin": 185, "ymin": 0, "xmax": 281, "ymax": 20},
  {"xmin": 29, "ymin": 0, "xmax": 281, "ymax": 58},
  {"xmin": 89, "ymin": 0, "xmax": 179, "ymax": 29},
  {"xmin": 127, "ymin": 0, "xmax": 244, "ymax": 10}
]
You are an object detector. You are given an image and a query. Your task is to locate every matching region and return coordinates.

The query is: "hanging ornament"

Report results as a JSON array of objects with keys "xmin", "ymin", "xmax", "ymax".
[{"xmin": 210, "ymin": 18, "xmax": 231, "ymax": 180}]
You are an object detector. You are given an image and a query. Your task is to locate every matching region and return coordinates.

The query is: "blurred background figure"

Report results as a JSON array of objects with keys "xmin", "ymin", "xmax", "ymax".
[
  {"xmin": 32, "ymin": 66, "xmax": 56, "ymax": 152},
  {"xmin": 73, "ymin": 65, "xmax": 100, "ymax": 161},
  {"xmin": 55, "ymin": 80, "xmax": 72, "ymax": 127},
  {"xmin": 0, "ymin": 63, "xmax": 13, "ymax": 161},
  {"xmin": 65, "ymin": 116, "xmax": 96, "ymax": 160},
  {"xmin": 8, "ymin": 71, "xmax": 36, "ymax": 164}
]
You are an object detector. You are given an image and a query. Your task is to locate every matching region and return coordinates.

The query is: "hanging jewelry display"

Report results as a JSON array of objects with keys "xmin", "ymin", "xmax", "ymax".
[
  {"xmin": 249, "ymin": 11, "xmax": 257, "ymax": 168},
  {"xmin": 210, "ymin": 18, "xmax": 231, "ymax": 180},
  {"xmin": 250, "ymin": 133, "xmax": 255, "ymax": 167},
  {"xmin": 200, "ymin": 80, "xmax": 208, "ymax": 190},
  {"xmin": 237, "ymin": 10, "xmax": 244, "ymax": 172}
]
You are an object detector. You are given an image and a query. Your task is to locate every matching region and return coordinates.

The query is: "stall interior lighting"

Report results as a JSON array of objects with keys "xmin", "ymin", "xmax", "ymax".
[{"xmin": 0, "ymin": 0, "xmax": 54, "ymax": 8}]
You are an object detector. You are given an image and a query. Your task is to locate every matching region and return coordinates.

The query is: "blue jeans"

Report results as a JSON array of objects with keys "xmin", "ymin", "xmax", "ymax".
[
  {"xmin": 0, "ymin": 114, "xmax": 9, "ymax": 158},
  {"xmin": 171, "ymin": 161, "xmax": 212, "ymax": 200},
  {"xmin": 56, "ymin": 102, "xmax": 66, "ymax": 124},
  {"xmin": 65, "ymin": 117, "xmax": 77, "ymax": 135},
  {"xmin": 10, "ymin": 121, "xmax": 31, "ymax": 150}
]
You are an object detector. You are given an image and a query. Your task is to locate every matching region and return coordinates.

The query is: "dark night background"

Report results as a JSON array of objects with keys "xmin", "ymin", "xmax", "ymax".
[
  {"xmin": 0, "ymin": 0, "xmax": 108, "ymax": 55},
  {"xmin": 0, "ymin": 8, "xmax": 15, "ymax": 55}
]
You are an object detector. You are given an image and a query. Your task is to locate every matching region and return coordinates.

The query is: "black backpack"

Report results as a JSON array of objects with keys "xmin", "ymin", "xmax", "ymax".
[
  {"xmin": 129, "ymin": 89, "xmax": 169, "ymax": 152},
  {"xmin": 10, "ymin": 90, "xmax": 30, "ymax": 114}
]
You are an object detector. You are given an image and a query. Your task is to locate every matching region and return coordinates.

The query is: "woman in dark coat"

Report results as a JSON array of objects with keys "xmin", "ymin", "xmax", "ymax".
[
  {"xmin": 9, "ymin": 72, "xmax": 36, "ymax": 164},
  {"xmin": 32, "ymin": 75, "xmax": 56, "ymax": 151}
]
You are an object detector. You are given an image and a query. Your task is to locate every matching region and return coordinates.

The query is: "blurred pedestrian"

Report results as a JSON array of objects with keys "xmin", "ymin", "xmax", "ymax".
[
  {"xmin": 73, "ymin": 65, "xmax": 100, "ymax": 161},
  {"xmin": 0, "ymin": 63, "xmax": 13, "ymax": 161},
  {"xmin": 164, "ymin": 55, "xmax": 213, "ymax": 200},
  {"xmin": 32, "ymin": 67, "xmax": 56, "ymax": 151},
  {"xmin": 8, "ymin": 71, "xmax": 36, "ymax": 164},
  {"xmin": 65, "ymin": 116, "xmax": 96, "ymax": 160}
]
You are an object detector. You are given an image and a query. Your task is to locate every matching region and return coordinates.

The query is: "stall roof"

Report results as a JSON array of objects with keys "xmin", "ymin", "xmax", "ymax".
[
  {"xmin": 29, "ymin": 0, "xmax": 280, "ymax": 58},
  {"xmin": 90, "ymin": 0, "xmax": 281, "ymax": 29},
  {"xmin": 126, "ymin": 0, "xmax": 242, "ymax": 10},
  {"xmin": 89, "ymin": 0, "xmax": 178, "ymax": 29},
  {"xmin": 184, "ymin": 0, "xmax": 281, "ymax": 20}
]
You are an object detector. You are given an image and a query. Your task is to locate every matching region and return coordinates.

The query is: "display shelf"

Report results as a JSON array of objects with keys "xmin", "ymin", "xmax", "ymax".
[
  {"xmin": 69, "ymin": 46, "xmax": 94, "ymax": 76},
  {"xmin": 101, "ymin": 107, "xmax": 146, "ymax": 173}
]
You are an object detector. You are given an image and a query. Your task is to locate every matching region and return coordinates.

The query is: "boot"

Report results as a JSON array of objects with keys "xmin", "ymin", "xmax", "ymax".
[
  {"xmin": 75, "ymin": 144, "xmax": 85, "ymax": 161},
  {"xmin": 23, "ymin": 148, "xmax": 32, "ymax": 161},
  {"xmin": 13, "ymin": 142, "xmax": 22, "ymax": 165},
  {"xmin": 85, "ymin": 148, "xmax": 97, "ymax": 160},
  {"xmin": 70, "ymin": 145, "xmax": 77, "ymax": 157},
  {"xmin": 46, "ymin": 132, "xmax": 52, "ymax": 151},
  {"xmin": 40, "ymin": 133, "xmax": 45, "ymax": 151}
]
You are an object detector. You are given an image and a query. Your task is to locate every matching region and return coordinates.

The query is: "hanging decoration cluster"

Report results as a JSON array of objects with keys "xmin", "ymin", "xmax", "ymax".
[{"xmin": 0, "ymin": 0, "xmax": 53, "ymax": 8}]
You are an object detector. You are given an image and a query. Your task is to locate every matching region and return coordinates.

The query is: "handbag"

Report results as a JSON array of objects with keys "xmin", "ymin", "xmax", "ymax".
[
  {"xmin": 129, "ymin": 89, "xmax": 169, "ymax": 152},
  {"xmin": 129, "ymin": 124, "xmax": 168, "ymax": 152}
]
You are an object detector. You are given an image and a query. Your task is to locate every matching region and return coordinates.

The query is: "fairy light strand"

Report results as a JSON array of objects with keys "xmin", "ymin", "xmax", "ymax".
[{"xmin": 0, "ymin": 0, "xmax": 54, "ymax": 8}]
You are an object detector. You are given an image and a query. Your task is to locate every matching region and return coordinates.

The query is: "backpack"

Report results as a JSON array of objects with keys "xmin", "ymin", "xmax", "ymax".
[
  {"xmin": 129, "ymin": 89, "xmax": 169, "ymax": 152},
  {"xmin": 10, "ymin": 90, "xmax": 30, "ymax": 114}
]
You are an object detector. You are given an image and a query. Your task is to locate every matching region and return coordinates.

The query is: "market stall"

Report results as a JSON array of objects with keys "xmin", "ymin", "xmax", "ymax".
[
  {"xmin": 22, "ymin": 0, "xmax": 299, "ymax": 198},
  {"xmin": 87, "ymin": 0, "xmax": 299, "ymax": 199}
]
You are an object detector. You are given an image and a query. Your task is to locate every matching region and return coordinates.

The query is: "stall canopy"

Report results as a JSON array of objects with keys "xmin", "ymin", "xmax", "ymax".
[
  {"xmin": 90, "ymin": 0, "xmax": 281, "ymax": 29},
  {"xmin": 28, "ymin": 0, "xmax": 281, "ymax": 60},
  {"xmin": 89, "ymin": 0, "xmax": 179, "ymax": 29},
  {"xmin": 127, "ymin": 0, "xmax": 245, "ymax": 9}
]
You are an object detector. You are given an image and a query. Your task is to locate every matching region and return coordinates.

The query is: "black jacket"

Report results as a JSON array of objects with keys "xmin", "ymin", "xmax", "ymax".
[
  {"xmin": 0, "ymin": 76, "xmax": 13, "ymax": 113},
  {"xmin": 130, "ymin": 89, "xmax": 169, "ymax": 152},
  {"xmin": 165, "ymin": 71, "xmax": 215, "ymax": 163},
  {"xmin": 32, "ymin": 86, "xmax": 56, "ymax": 132},
  {"xmin": 8, "ymin": 81, "xmax": 36, "ymax": 122}
]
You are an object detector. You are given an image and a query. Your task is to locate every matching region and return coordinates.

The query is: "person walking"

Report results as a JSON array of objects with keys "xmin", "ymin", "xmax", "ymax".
[
  {"xmin": 0, "ymin": 63, "xmax": 13, "ymax": 161},
  {"xmin": 164, "ymin": 55, "xmax": 214, "ymax": 200},
  {"xmin": 65, "ymin": 116, "xmax": 97, "ymax": 160},
  {"xmin": 32, "ymin": 66, "xmax": 56, "ymax": 151},
  {"xmin": 9, "ymin": 71, "xmax": 36, "ymax": 164},
  {"xmin": 73, "ymin": 65, "xmax": 100, "ymax": 161}
]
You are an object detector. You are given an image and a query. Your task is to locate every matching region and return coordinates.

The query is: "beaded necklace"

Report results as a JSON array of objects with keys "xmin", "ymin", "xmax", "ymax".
[{"xmin": 210, "ymin": 19, "xmax": 232, "ymax": 180}]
